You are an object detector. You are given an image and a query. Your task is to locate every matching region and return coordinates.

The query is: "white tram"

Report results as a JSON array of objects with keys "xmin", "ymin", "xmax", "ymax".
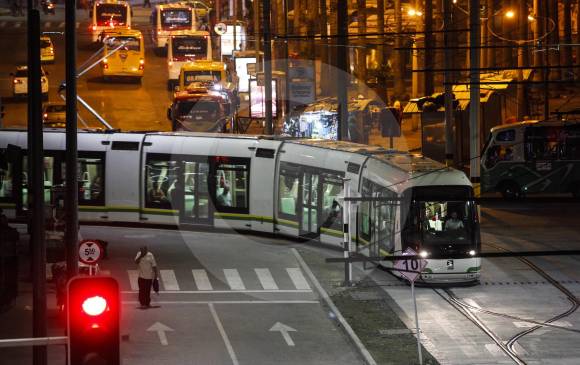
[{"xmin": 0, "ymin": 130, "xmax": 480, "ymax": 283}]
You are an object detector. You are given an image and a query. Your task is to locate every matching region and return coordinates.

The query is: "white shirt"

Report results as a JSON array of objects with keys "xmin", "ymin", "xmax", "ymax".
[{"xmin": 135, "ymin": 252, "xmax": 157, "ymax": 280}]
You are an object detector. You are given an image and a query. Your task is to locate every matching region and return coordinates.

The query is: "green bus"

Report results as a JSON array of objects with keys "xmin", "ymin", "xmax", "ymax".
[{"xmin": 481, "ymin": 119, "xmax": 580, "ymax": 198}]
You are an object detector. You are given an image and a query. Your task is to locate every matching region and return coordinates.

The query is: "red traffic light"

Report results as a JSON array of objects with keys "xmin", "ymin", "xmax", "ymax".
[
  {"xmin": 67, "ymin": 276, "xmax": 120, "ymax": 365},
  {"xmin": 82, "ymin": 295, "xmax": 108, "ymax": 316}
]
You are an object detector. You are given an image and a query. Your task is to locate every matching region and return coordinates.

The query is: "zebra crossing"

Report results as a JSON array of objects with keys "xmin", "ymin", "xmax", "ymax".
[
  {"xmin": 0, "ymin": 21, "xmax": 81, "ymax": 30},
  {"xmin": 126, "ymin": 267, "xmax": 313, "ymax": 293}
]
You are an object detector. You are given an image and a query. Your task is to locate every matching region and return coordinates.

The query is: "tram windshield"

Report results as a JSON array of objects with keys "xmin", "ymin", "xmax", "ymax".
[{"xmin": 403, "ymin": 186, "xmax": 478, "ymax": 254}]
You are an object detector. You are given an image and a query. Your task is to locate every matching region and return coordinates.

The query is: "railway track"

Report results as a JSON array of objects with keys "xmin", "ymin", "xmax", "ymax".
[{"xmin": 434, "ymin": 242, "xmax": 580, "ymax": 365}]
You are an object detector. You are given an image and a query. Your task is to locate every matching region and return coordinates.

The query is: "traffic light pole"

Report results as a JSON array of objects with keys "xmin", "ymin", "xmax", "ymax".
[
  {"xmin": 27, "ymin": 7, "xmax": 47, "ymax": 365},
  {"xmin": 65, "ymin": 0, "xmax": 79, "ymax": 279}
]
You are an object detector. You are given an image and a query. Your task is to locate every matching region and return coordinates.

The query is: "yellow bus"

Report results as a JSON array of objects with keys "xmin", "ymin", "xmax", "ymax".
[
  {"xmin": 177, "ymin": 60, "xmax": 226, "ymax": 91},
  {"xmin": 101, "ymin": 29, "xmax": 145, "ymax": 81},
  {"xmin": 90, "ymin": 0, "xmax": 131, "ymax": 43}
]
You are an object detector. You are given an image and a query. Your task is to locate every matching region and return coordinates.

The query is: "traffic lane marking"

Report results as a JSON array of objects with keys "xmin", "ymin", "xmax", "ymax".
[
  {"xmin": 213, "ymin": 303, "xmax": 363, "ymax": 365},
  {"xmin": 121, "ymin": 303, "xmax": 234, "ymax": 365}
]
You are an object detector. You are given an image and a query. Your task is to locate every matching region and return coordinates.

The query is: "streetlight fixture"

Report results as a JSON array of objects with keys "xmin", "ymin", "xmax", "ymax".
[{"xmin": 505, "ymin": 10, "xmax": 515, "ymax": 19}]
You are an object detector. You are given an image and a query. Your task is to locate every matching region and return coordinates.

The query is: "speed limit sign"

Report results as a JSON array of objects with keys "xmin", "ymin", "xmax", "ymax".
[
  {"xmin": 78, "ymin": 240, "xmax": 104, "ymax": 265},
  {"xmin": 394, "ymin": 248, "xmax": 428, "ymax": 282}
]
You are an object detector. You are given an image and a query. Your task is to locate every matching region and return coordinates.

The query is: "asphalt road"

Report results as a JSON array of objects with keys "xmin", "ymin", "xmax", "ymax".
[{"xmin": 0, "ymin": 7, "xmax": 173, "ymax": 131}]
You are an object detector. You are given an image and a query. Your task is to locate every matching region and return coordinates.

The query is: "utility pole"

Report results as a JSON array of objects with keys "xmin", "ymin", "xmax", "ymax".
[
  {"xmin": 393, "ymin": 0, "xmax": 405, "ymax": 98},
  {"xmin": 337, "ymin": 0, "xmax": 349, "ymax": 140},
  {"xmin": 65, "ymin": 0, "xmax": 79, "ymax": 279},
  {"xmin": 533, "ymin": 0, "xmax": 544, "ymax": 82},
  {"xmin": 263, "ymin": 0, "xmax": 273, "ymax": 134},
  {"xmin": 28, "ymin": 6, "xmax": 47, "ymax": 365},
  {"xmin": 376, "ymin": 0, "xmax": 387, "ymax": 104},
  {"xmin": 469, "ymin": 0, "xmax": 481, "ymax": 191},
  {"xmin": 424, "ymin": 0, "xmax": 434, "ymax": 96},
  {"xmin": 444, "ymin": 0, "xmax": 454, "ymax": 167},
  {"xmin": 543, "ymin": 0, "xmax": 550, "ymax": 120},
  {"xmin": 516, "ymin": 0, "xmax": 528, "ymax": 120}
]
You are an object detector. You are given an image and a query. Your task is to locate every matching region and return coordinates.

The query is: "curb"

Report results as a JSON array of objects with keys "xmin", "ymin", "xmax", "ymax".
[{"xmin": 292, "ymin": 248, "xmax": 378, "ymax": 365}]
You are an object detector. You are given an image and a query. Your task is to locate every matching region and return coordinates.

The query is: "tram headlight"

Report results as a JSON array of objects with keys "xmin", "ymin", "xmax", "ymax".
[
  {"xmin": 469, "ymin": 250, "xmax": 476, "ymax": 256},
  {"xmin": 419, "ymin": 250, "xmax": 429, "ymax": 258}
]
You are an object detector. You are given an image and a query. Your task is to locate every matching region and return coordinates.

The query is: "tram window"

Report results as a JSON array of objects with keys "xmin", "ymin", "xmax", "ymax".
[
  {"xmin": 215, "ymin": 162, "xmax": 248, "ymax": 211},
  {"xmin": 145, "ymin": 156, "xmax": 178, "ymax": 210},
  {"xmin": 321, "ymin": 178, "xmax": 343, "ymax": 230},
  {"xmin": 78, "ymin": 156, "xmax": 105, "ymax": 205},
  {"xmin": 0, "ymin": 161, "xmax": 13, "ymax": 200},
  {"xmin": 279, "ymin": 164, "xmax": 300, "ymax": 217}
]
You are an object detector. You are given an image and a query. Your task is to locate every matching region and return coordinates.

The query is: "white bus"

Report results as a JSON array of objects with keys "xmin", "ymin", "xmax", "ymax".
[
  {"xmin": 90, "ymin": 0, "xmax": 131, "ymax": 43},
  {"xmin": 150, "ymin": 3, "xmax": 196, "ymax": 50},
  {"xmin": 167, "ymin": 30, "xmax": 211, "ymax": 89}
]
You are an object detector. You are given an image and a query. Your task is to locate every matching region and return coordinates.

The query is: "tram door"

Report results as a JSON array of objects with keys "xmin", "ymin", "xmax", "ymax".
[
  {"xmin": 180, "ymin": 160, "xmax": 211, "ymax": 224},
  {"xmin": 300, "ymin": 171, "xmax": 320, "ymax": 238}
]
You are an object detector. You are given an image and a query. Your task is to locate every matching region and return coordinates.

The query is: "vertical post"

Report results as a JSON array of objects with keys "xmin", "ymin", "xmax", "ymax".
[
  {"xmin": 444, "ymin": 0, "xmax": 454, "ymax": 166},
  {"xmin": 393, "ymin": 0, "xmax": 405, "ymax": 98},
  {"xmin": 263, "ymin": 0, "xmax": 273, "ymax": 134},
  {"xmin": 423, "ymin": 0, "xmax": 433, "ymax": 96},
  {"xmin": 469, "ymin": 0, "xmax": 481, "ymax": 191},
  {"xmin": 543, "ymin": 0, "xmax": 550, "ymax": 120},
  {"xmin": 411, "ymin": 280, "xmax": 423, "ymax": 365},
  {"xmin": 342, "ymin": 179, "xmax": 351, "ymax": 285},
  {"xmin": 28, "ymin": 8, "xmax": 47, "ymax": 365},
  {"xmin": 336, "ymin": 0, "xmax": 349, "ymax": 140},
  {"xmin": 66, "ymin": 0, "xmax": 79, "ymax": 279},
  {"xmin": 283, "ymin": 0, "xmax": 290, "ymax": 120}
]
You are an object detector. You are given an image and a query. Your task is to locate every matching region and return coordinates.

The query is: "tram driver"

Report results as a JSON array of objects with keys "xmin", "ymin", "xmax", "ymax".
[{"xmin": 444, "ymin": 211, "xmax": 464, "ymax": 231}]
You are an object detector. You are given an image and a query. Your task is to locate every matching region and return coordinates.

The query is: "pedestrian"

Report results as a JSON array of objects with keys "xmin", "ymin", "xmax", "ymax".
[{"xmin": 134, "ymin": 245, "xmax": 158, "ymax": 309}]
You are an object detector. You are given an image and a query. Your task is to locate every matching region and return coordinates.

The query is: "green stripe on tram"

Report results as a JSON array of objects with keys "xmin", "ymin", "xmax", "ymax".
[
  {"xmin": 320, "ymin": 227, "xmax": 343, "ymax": 238},
  {"xmin": 0, "ymin": 203, "xmax": 16, "ymax": 208},
  {"xmin": 467, "ymin": 266, "xmax": 481, "ymax": 273}
]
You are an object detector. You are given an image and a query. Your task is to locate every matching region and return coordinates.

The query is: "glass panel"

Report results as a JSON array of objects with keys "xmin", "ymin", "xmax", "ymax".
[
  {"xmin": 146, "ymin": 157, "xmax": 178, "ymax": 209},
  {"xmin": 181, "ymin": 162, "xmax": 196, "ymax": 217},
  {"xmin": 302, "ymin": 173, "xmax": 311, "ymax": 205},
  {"xmin": 0, "ymin": 161, "xmax": 13, "ymax": 199},
  {"xmin": 78, "ymin": 157, "xmax": 104, "ymax": 205},
  {"xmin": 279, "ymin": 174, "xmax": 299, "ymax": 216},
  {"xmin": 43, "ymin": 157, "xmax": 54, "ymax": 205},
  {"xmin": 216, "ymin": 163, "xmax": 247, "ymax": 209},
  {"xmin": 198, "ymin": 163, "xmax": 209, "ymax": 218},
  {"xmin": 321, "ymin": 178, "xmax": 343, "ymax": 230}
]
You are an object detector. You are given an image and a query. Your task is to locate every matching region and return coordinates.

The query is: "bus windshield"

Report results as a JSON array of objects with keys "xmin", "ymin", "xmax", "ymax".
[
  {"xmin": 172, "ymin": 37, "xmax": 208, "ymax": 61},
  {"xmin": 403, "ymin": 186, "xmax": 478, "ymax": 255},
  {"xmin": 183, "ymin": 70, "xmax": 221, "ymax": 85},
  {"xmin": 104, "ymin": 36, "xmax": 140, "ymax": 52},
  {"xmin": 161, "ymin": 9, "xmax": 192, "ymax": 29},
  {"xmin": 96, "ymin": 4, "xmax": 128, "ymax": 26}
]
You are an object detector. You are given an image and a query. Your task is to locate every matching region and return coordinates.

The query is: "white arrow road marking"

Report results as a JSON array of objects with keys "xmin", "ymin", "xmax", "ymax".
[
  {"xmin": 147, "ymin": 322, "xmax": 174, "ymax": 346},
  {"xmin": 269, "ymin": 322, "xmax": 297, "ymax": 346}
]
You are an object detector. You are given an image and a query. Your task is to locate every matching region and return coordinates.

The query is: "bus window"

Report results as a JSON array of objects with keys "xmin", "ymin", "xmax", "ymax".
[
  {"xmin": 172, "ymin": 37, "xmax": 208, "ymax": 60},
  {"xmin": 525, "ymin": 127, "xmax": 563, "ymax": 160},
  {"xmin": 496, "ymin": 129, "xmax": 515, "ymax": 142},
  {"xmin": 161, "ymin": 9, "xmax": 192, "ymax": 30},
  {"xmin": 184, "ymin": 70, "xmax": 220, "ymax": 85},
  {"xmin": 105, "ymin": 36, "xmax": 141, "ymax": 52},
  {"xmin": 484, "ymin": 145, "xmax": 514, "ymax": 169},
  {"xmin": 563, "ymin": 127, "xmax": 580, "ymax": 160},
  {"xmin": 96, "ymin": 4, "xmax": 128, "ymax": 27}
]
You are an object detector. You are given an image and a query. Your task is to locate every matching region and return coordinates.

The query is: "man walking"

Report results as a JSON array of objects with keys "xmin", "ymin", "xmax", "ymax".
[{"xmin": 134, "ymin": 245, "xmax": 158, "ymax": 308}]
